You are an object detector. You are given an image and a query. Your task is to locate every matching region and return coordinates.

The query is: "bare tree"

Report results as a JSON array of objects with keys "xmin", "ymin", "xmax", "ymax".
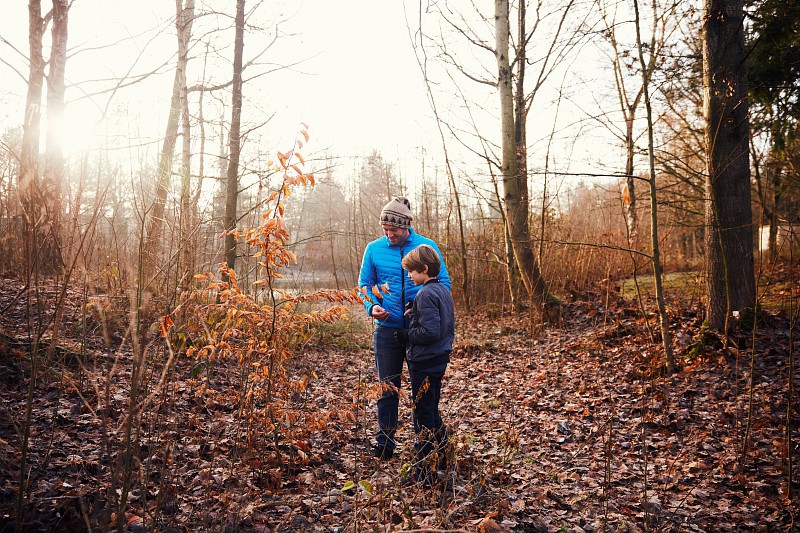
[
  {"xmin": 42, "ymin": 0, "xmax": 69, "ymax": 270},
  {"xmin": 595, "ymin": 0, "xmax": 676, "ymax": 243},
  {"xmin": 223, "ymin": 0, "xmax": 245, "ymax": 277},
  {"xmin": 496, "ymin": 0, "xmax": 574, "ymax": 320},
  {"xmin": 141, "ymin": 0, "xmax": 195, "ymax": 293},
  {"xmin": 633, "ymin": 0, "xmax": 674, "ymax": 371},
  {"xmin": 418, "ymin": 0, "xmax": 581, "ymax": 317},
  {"xmin": 702, "ymin": 0, "xmax": 755, "ymax": 331},
  {"xmin": 18, "ymin": 0, "xmax": 48, "ymax": 277},
  {"xmin": 177, "ymin": 0, "xmax": 196, "ymax": 290},
  {"xmin": 409, "ymin": 9, "xmax": 470, "ymax": 306}
]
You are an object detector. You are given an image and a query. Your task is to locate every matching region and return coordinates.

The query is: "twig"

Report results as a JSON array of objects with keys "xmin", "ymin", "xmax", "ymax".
[{"xmin": 0, "ymin": 284, "xmax": 29, "ymax": 315}]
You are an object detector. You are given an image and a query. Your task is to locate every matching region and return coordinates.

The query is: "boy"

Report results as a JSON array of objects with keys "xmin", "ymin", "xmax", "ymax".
[{"xmin": 396, "ymin": 244, "xmax": 455, "ymax": 485}]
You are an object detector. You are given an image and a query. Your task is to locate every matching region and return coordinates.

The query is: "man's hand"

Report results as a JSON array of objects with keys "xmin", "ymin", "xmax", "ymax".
[{"xmin": 371, "ymin": 305, "xmax": 390, "ymax": 321}]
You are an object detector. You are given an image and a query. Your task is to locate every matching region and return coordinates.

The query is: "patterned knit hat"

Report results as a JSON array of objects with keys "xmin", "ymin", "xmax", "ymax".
[{"xmin": 380, "ymin": 196, "xmax": 413, "ymax": 229}]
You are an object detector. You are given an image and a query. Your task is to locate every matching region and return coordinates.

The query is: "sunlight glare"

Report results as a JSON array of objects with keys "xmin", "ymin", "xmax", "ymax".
[{"xmin": 55, "ymin": 103, "xmax": 101, "ymax": 156}]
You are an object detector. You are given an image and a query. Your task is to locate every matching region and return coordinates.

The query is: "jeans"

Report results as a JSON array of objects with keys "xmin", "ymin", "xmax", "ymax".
[
  {"xmin": 409, "ymin": 367, "xmax": 448, "ymax": 476},
  {"xmin": 373, "ymin": 326, "xmax": 406, "ymax": 452}
]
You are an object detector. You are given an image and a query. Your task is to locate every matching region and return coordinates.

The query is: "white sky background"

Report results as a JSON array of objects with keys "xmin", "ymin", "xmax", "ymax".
[
  {"xmin": 0, "ymin": 0, "xmax": 659, "ymax": 206},
  {"xmin": 1, "ymin": 1, "xmax": 442, "ymax": 167}
]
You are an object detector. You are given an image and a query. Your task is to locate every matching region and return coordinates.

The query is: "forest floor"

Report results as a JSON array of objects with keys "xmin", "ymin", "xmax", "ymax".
[{"xmin": 0, "ymin": 263, "xmax": 799, "ymax": 532}]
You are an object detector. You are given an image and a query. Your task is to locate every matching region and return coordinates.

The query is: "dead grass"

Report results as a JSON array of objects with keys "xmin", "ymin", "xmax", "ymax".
[{"xmin": 617, "ymin": 261, "xmax": 799, "ymax": 313}]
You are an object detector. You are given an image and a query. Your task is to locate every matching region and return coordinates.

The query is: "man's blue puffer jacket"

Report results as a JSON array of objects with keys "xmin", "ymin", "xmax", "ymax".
[{"xmin": 358, "ymin": 229, "xmax": 451, "ymax": 329}]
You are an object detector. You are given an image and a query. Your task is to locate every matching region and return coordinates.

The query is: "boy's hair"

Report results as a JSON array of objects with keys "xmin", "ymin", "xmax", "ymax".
[{"xmin": 402, "ymin": 244, "xmax": 441, "ymax": 277}]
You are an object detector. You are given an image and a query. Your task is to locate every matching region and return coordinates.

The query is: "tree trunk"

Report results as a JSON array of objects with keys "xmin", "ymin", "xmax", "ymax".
[
  {"xmin": 768, "ymin": 212, "xmax": 778, "ymax": 262},
  {"xmin": 17, "ymin": 5, "xmax": 49, "ymax": 528},
  {"xmin": 514, "ymin": 0, "xmax": 531, "ymax": 294},
  {"xmin": 43, "ymin": 0, "xmax": 69, "ymax": 272},
  {"xmin": 495, "ymin": 0, "xmax": 555, "ymax": 320},
  {"xmin": 19, "ymin": 0, "xmax": 46, "ymax": 278},
  {"xmin": 768, "ymin": 168, "xmax": 782, "ymax": 263},
  {"xmin": 753, "ymin": 151, "xmax": 782, "ymax": 263},
  {"xmin": 142, "ymin": 75, "xmax": 182, "ymax": 291},
  {"xmin": 702, "ymin": 0, "xmax": 755, "ymax": 330},
  {"xmin": 409, "ymin": 18, "xmax": 470, "ymax": 306},
  {"xmin": 623, "ymin": 119, "xmax": 638, "ymax": 241},
  {"xmin": 223, "ymin": 0, "xmax": 245, "ymax": 278},
  {"xmin": 633, "ymin": 0, "xmax": 674, "ymax": 372},
  {"xmin": 177, "ymin": 0, "xmax": 195, "ymax": 291},
  {"xmin": 141, "ymin": 0, "xmax": 195, "ymax": 292},
  {"xmin": 599, "ymin": 0, "xmax": 660, "ymax": 244},
  {"xmin": 191, "ymin": 44, "xmax": 210, "ymax": 254},
  {"xmin": 504, "ymin": 214, "xmax": 522, "ymax": 307},
  {"xmin": 490, "ymin": 169, "xmax": 521, "ymax": 308}
]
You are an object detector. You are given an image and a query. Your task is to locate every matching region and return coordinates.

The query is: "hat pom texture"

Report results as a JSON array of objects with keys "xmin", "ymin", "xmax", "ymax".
[{"xmin": 380, "ymin": 196, "xmax": 413, "ymax": 229}]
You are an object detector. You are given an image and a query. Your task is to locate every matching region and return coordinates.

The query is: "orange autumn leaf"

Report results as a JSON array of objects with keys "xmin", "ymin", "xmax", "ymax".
[
  {"xmin": 277, "ymin": 151, "xmax": 288, "ymax": 168},
  {"xmin": 159, "ymin": 315, "xmax": 174, "ymax": 337}
]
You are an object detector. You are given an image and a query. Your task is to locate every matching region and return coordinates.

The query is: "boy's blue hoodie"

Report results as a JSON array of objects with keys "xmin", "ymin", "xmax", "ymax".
[{"xmin": 405, "ymin": 278, "xmax": 455, "ymax": 370}]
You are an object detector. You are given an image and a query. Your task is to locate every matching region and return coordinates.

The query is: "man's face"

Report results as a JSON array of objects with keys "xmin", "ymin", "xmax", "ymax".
[{"xmin": 382, "ymin": 225, "xmax": 410, "ymax": 246}]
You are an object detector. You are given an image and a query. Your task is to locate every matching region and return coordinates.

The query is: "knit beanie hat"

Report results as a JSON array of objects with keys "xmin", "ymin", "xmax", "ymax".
[{"xmin": 380, "ymin": 196, "xmax": 413, "ymax": 229}]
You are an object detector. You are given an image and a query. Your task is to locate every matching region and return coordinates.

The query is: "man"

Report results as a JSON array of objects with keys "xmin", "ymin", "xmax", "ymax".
[{"xmin": 358, "ymin": 196, "xmax": 451, "ymax": 460}]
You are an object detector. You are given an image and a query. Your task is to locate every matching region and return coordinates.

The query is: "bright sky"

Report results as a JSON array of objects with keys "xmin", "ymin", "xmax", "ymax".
[
  {"xmin": 1, "ymin": 1, "xmax": 439, "ymax": 165},
  {"xmin": 0, "ymin": 0, "xmax": 636, "ymax": 196}
]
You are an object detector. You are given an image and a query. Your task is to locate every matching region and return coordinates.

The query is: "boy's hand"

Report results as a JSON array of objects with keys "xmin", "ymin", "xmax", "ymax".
[{"xmin": 394, "ymin": 329, "xmax": 408, "ymax": 346}]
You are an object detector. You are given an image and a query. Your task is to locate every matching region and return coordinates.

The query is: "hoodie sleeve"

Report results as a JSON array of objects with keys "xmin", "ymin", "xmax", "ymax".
[{"xmin": 406, "ymin": 289, "xmax": 443, "ymax": 345}]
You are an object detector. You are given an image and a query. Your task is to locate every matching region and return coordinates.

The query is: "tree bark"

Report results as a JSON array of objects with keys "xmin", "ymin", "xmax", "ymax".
[
  {"xmin": 633, "ymin": 0, "xmax": 674, "ymax": 372},
  {"xmin": 495, "ymin": 0, "xmax": 555, "ymax": 320},
  {"xmin": 702, "ymin": 0, "xmax": 755, "ymax": 330},
  {"xmin": 767, "ymin": 163, "xmax": 782, "ymax": 263},
  {"xmin": 142, "ymin": 79, "xmax": 181, "ymax": 289},
  {"xmin": 43, "ymin": 0, "xmax": 69, "ymax": 271},
  {"xmin": 19, "ymin": 0, "xmax": 46, "ymax": 277},
  {"xmin": 623, "ymin": 121, "xmax": 638, "ymax": 241},
  {"xmin": 223, "ymin": 0, "xmax": 245, "ymax": 278},
  {"xmin": 141, "ymin": 0, "xmax": 195, "ymax": 293},
  {"xmin": 177, "ymin": 0, "xmax": 195, "ymax": 291}
]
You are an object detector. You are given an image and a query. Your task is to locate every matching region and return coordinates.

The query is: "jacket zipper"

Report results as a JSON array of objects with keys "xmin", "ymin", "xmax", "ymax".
[{"xmin": 400, "ymin": 243, "xmax": 406, "ymax": 329}]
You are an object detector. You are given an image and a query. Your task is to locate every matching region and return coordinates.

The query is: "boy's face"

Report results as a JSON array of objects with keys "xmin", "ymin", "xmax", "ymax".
[{"xmin": 407, "ymin": 266, "xmax": 430, "ymax": 286}]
